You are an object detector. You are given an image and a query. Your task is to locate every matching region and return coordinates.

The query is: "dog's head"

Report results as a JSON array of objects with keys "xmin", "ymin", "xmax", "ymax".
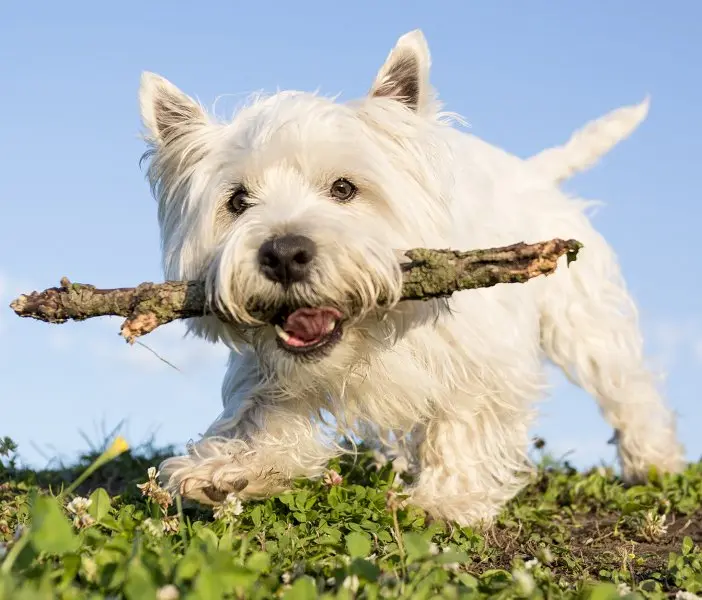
[{"xmin": 139, "ymin": 31, "xmax": 455, "ymax": 373}]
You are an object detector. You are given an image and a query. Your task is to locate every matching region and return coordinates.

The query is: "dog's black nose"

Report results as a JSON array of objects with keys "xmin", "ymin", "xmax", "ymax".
[{"xmin": 258, "ymin": 234, "xmax": 317, "ymax": 285}]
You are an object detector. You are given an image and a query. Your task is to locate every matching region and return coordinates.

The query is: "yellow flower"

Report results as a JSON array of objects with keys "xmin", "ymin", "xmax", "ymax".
[
  {"xmin": 62, "ymin": 436, "xmax": 131, "ymax": 497},
  {"xmin": 105, "ymin": 436, "xmax": 130, "ymax": 459}
]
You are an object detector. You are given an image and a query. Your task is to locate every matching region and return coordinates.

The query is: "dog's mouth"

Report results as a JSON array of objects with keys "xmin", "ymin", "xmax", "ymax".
[{"xmin": 272, "ymin": 306, "xmax": 344, "ymax": 357}]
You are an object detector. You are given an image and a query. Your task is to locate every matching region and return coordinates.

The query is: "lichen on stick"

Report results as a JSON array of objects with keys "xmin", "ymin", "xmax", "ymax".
[{"xmin": 9, "ymin": 238, "xmax": 581, "ymax": 343}]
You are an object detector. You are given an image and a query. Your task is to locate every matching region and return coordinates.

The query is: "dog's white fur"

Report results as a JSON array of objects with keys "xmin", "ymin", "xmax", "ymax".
[{"xmin": 139, "ymin": 30, "xmax": 685, "ymax": 525}]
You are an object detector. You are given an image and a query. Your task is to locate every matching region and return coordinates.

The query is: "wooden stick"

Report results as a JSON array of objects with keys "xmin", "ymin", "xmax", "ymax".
[{"xmin": 9, "ymin": 238, "xmax": 581, "ymax": 343}]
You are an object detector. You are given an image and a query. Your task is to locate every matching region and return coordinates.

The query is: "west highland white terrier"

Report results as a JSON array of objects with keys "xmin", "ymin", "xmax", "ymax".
[{"xmin": 139, "ymin": 30, "xmax": 684, "ymax": 525}]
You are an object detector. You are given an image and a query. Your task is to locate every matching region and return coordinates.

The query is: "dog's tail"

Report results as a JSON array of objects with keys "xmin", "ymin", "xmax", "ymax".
[{"xmin": 527, "ymin": 97, "xmax": 650, "ymax": 184}]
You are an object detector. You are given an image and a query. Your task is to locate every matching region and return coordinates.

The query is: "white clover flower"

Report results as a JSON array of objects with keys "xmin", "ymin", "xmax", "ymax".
[
  {"xmin": 81, "ymin": 556, "xmax": 98, "ymax": 582},
  {"xmin": 213, "ymin": 493, "xmax": 244, "ymax": 522},
  {"xmin": 156, "ymin": 584, "xmax": 180, "ymax": 600},
  {"xmin": 638, "ymin": 510, "xmax": 668, "ymax": 542},
  {"xmin": 73, "ymin": 513, "xmax": 96, "ymax": 529},
  {"xmin": 540, "ymin": 547, "xmax": 554, "ymax": 564},
  {"xmin": 617, "ymin": 582, "xmax": 632, "ymax": 596},
  {"xmin": 525, "ymin": 557, "xmax": 539, "ymax": 570},
  {"xmin": 137, "ymin": 467, "xmax": 172, "ymax": 512},
  {"xmin": 513, "ymin": 569, "xmax": 535, "ymax": 596},
  {"xmin": 66, "ymin": 497, "xmax": 95, "ymax": 529},
  {"xmin": 66, "ymin": 496, "xmax": 92, "ymax": 515},
  {"xmin": 162, "ymin": 515, "xmax": 180, "ymax": 534},
  {"xmin": 142, "ymin": 518, "xmax": 164, "ymax": 538},
  {"xmin": 342, "ymin": 575, "xmax": 360, "ymax": 593},
  {"xmin": 322, "ymin": 469, "xmax": 343, "ymax": 486}
]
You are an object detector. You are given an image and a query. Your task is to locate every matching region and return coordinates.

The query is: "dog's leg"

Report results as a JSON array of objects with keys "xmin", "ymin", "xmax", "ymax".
[
  {"xmin": 408, "ymin": 405, "xmax": 534, "ymax": 526},
  {"xmin": 159, "ymin": 399, "xmax": 335, "ymax": 504},
  {"xmin": 159, "ymin": 352, "xmax": 336, "ymax": 504},
  {"xmin": 539, "ymin": 232, "xmax": 685, "ymax": 482}
]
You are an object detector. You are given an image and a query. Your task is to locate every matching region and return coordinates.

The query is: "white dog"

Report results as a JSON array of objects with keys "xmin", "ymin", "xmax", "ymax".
[{"xmin": 139, "ymin": 30, "xmax": 684, "ymax": 525}]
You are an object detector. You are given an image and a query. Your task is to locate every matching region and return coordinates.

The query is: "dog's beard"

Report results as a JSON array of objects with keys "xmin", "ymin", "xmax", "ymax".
[
  {"xmin": 200, "ymin": 235, "xmax": 404, "ymax": 362},
  {"xmin": 205, "ymin": 271, "xmax": 399, "ymax": 363}
]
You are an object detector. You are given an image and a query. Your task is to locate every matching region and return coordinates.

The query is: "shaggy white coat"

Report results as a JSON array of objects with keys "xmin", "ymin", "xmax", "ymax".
[{"xmin": 138, "ymin": 30, "xmax": 685, "ymax": 525}]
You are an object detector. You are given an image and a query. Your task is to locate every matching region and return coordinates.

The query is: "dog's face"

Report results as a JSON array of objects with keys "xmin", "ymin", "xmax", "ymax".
[{"xmin": 139, "ymin": 31, "xmax": 453, "ymax": 373}]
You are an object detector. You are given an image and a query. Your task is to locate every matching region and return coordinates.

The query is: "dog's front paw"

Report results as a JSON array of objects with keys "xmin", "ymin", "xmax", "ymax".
[
  {"xmin": 157, "ymin": 454, "xmax": 246, "ymax": 504},
  {"xmin": 158, "ymin": 440, "xmax": 291, "ymax": 505}
]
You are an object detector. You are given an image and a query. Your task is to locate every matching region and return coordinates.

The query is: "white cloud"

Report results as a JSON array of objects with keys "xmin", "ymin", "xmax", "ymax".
[
  {"xmin": 1, "ymin": 272, "xmax": 229, "ymax": 373},
  {"xmin": 103, "ymin": 321, "xmax": 231, "ymax": 373},
  {"xmin": 44, "ymin": 317, "xmax": 230, "ymax": 374}
]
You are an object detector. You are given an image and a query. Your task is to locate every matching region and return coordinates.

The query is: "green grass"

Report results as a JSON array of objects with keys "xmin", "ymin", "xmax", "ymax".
[{"xmin": 1, "ymin": 435, "xmax": 701, "ymax": 599}]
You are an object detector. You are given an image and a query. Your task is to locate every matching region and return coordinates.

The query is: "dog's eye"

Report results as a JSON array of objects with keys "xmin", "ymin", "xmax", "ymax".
[
  {"xmin": 228, "ymin": 187, "xmax": 250, "ymax": 214},
  {"xmin": 330, "ymin": 178, "xmax": 357, "ymax": 202}
]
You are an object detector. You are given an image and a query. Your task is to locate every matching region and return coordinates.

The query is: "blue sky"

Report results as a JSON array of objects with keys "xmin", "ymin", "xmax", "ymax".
[{"xmin": 1, "ymin": 1, "xmax": 700, "ymax": 471}]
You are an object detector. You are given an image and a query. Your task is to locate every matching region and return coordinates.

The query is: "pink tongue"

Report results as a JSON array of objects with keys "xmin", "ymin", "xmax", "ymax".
[{"xmin": 282, "ymin": 307, "xmax": 342, "ymax": 346}]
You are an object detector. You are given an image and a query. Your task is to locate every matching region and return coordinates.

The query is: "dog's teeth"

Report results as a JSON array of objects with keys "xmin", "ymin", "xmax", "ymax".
[
  {"xmin": 274, "ymin": 324, "xmax": 291, "ymax": 342},
  {"xmin": 326, "ymin": 320, "xmax": 336, "ymax": 333}
]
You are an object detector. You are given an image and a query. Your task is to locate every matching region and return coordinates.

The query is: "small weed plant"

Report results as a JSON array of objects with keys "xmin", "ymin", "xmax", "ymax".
[{"xmin": 1, "ymin": 436, "xmax": 701, "ymax": 599}]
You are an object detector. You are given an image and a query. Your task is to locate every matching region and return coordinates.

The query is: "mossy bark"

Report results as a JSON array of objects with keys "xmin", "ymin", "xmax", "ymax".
[
  {"xmin": 400, "ymin": 238, "xmax": 581, "ymax": 300},
  {"xmin": 10, "ymin": 238, "xmax": 581, "ymax": 342}
]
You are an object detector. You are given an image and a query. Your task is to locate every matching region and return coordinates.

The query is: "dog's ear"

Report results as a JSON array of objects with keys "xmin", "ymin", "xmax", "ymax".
[
  {"xmin": 139, "ymin": 72, "xmax": 208, "ymax": 144},
  {"xmin": 369, "ymin": 30, "xmax": 432, "ymax": 113}
]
